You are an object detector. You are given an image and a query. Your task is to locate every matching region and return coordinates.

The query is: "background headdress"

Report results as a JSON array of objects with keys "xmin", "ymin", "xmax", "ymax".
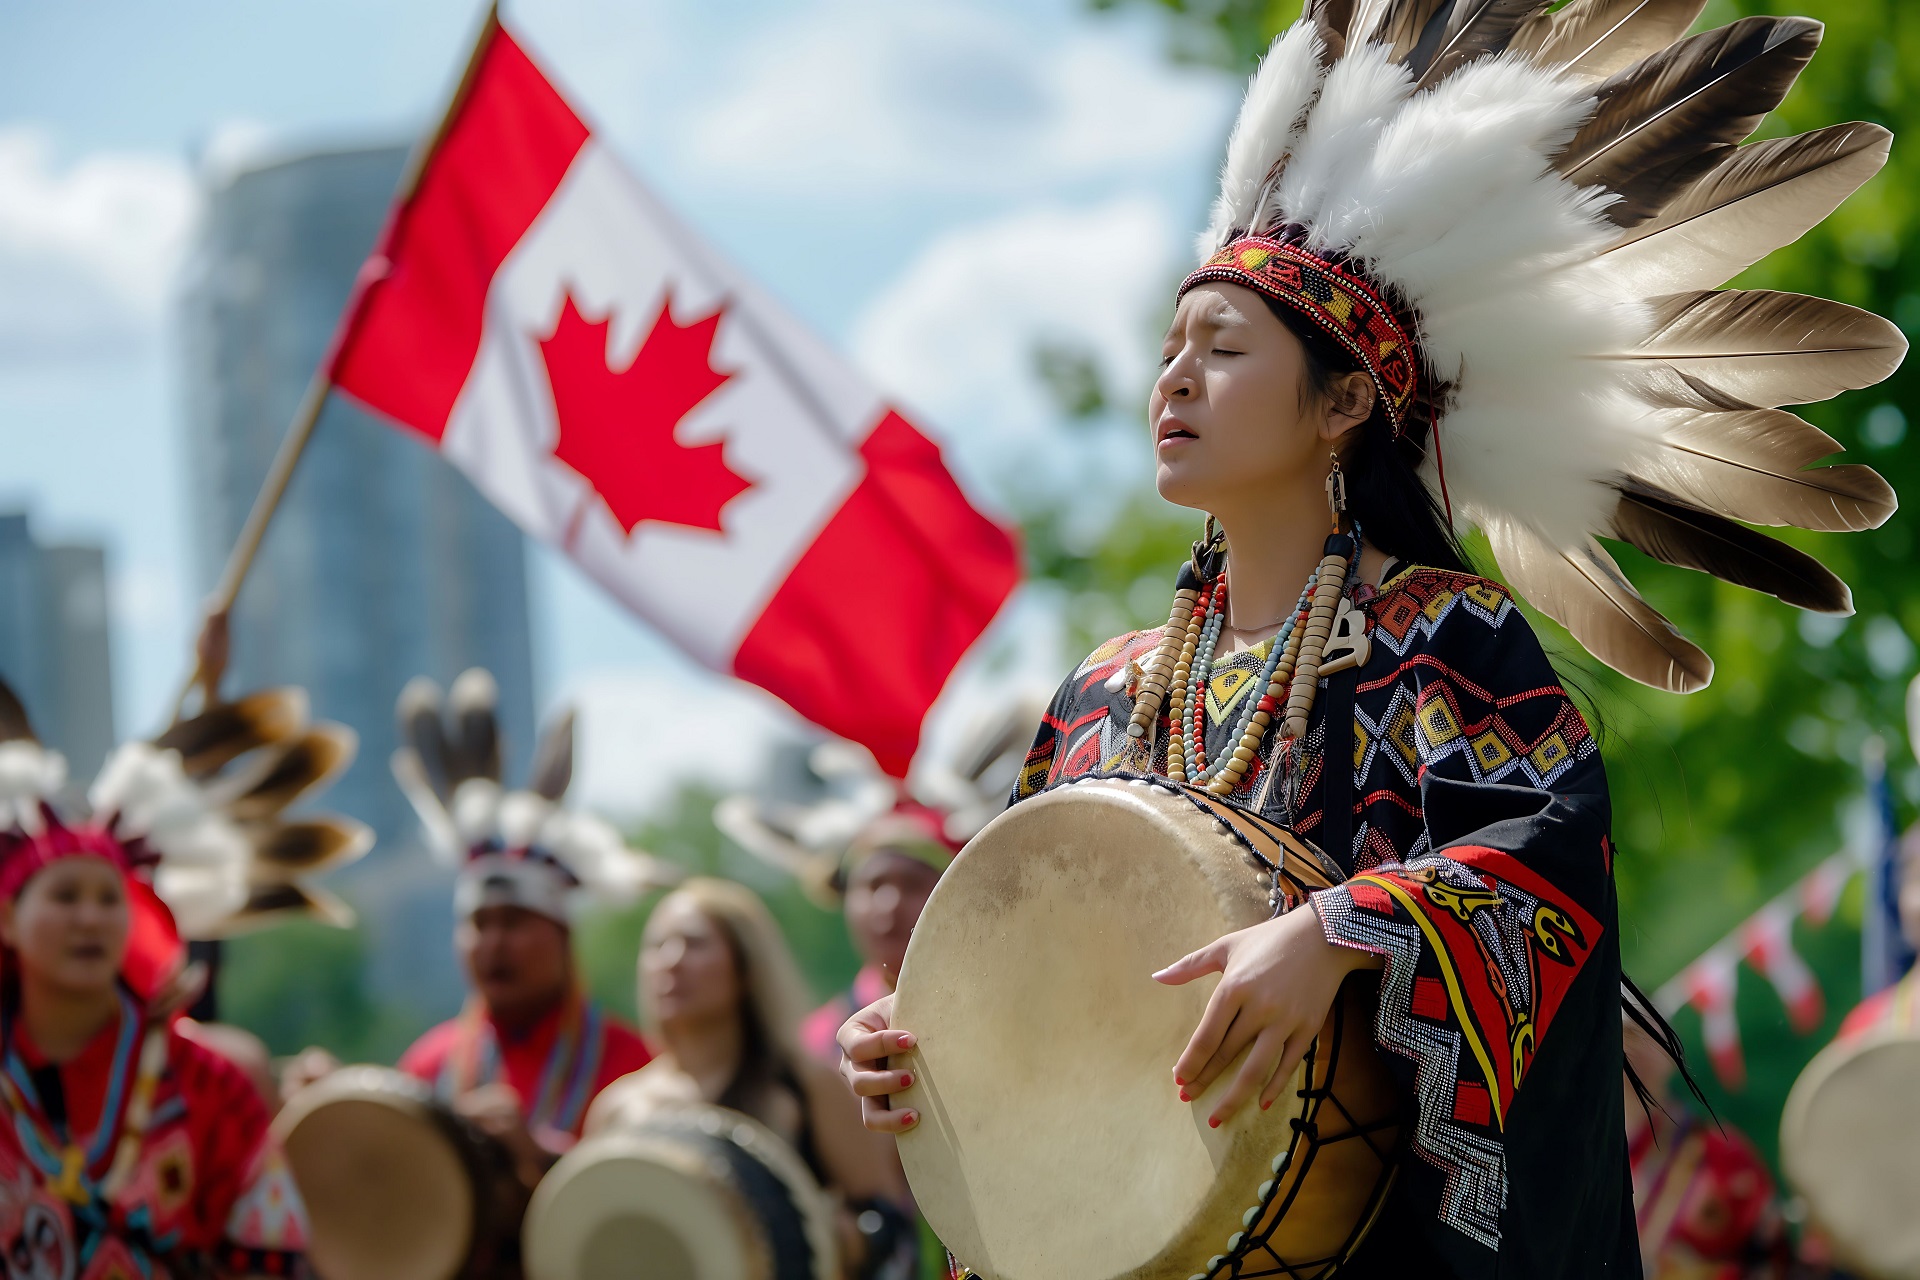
[
  {"xmin": 0, "ymin": 676, "xmax": 368, "ymax": 994},
  {"xmin": 391, "ymin": 668, "xmax": 679, "ymax": 924},
  {"xmin": 714, "ymin": 689, "xmax": 1048, "ymax": 905},
  {"xmin": 1185, "ymin": 0, "xmax": 1903, "ymax": 692}
]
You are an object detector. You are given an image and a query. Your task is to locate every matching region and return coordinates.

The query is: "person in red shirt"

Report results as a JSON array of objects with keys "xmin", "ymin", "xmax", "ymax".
[
  {"xmin": 0, "ymin": 682, "xmax": 320, "ymax": 1279},
  {"xmin": 389, "ymin": 670, "xmax": 670, "ymax": 1186},
  {"xmin": 1623, "ymin": 1015, "xmax": 1788, "ymax": 1280}
]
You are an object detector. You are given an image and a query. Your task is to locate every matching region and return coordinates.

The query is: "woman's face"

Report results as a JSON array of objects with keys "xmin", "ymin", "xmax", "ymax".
[
  {"xmin": 2, "ymin": 858, "xmax": 128, "ymax": 996},
  {"xmin": 843, "ymin": 849, "xmax": 942, "ymax": 978},
  {"xmin": 1151, "ymin": 282, "xmax": 1365, "ymax": 514},
  {"xmin": 641, "ymin": 894, "xmax": 743, "ymax": 1027}
]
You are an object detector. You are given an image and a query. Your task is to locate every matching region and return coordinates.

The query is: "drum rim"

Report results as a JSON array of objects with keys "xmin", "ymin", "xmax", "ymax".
[
  {"xmin": 524, "ymin": 1102, "xmax": 839, "ymax": 1280},
  {"xmin": 274, "ymin": 1065, "xmax": 480, "ymax": 1280},
  {"xmin": 1781, "ymin": 1029, "xmax": 1920, "ymax": 1277}
]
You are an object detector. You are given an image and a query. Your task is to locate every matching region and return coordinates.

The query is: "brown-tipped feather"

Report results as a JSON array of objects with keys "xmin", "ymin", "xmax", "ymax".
[
  {"xmin": 226, "ymin": 725, "xmax": 357, "ymax": 822},
  {"xmin": 1412, "ymin": 0, "xmax": 1553, "ymax": 87},
  {"xmin": 1611, "ymin": 484, "xmax": 1852, "ymax": 612},
  {"xmin": 211, "ymin": 883, "xmax": 356, "ymax": 936},
  {"xmin": 1370, "ymin": 0, "xmax": 1453, "ymax": 63},
  {"xmin": 250, "ymin": 817, "xmax": 373, "ymax": 884},
  {"xmin": 529, "ymin": 709, "xmax": 575, "ymax": 802},
  {"xmin": 156, "ymin": 687, "xmax": 308, "ymax": 778},
  {"xmin": 1591, "ymin": 123, "xmax": 1891, "ymax": 296},
  {"xmin": 1510, "ymin": 0, "xmax": 1708, "ymax": 81},
  {"xmin": 394, "ymin": 676, "xmax": 450, "ymax": 801},
  {"xmin": 1486, "ymin": 519, "xmax": 1712, "ymax": 692},
  {"xmin": 1303, "ymin": 0, "xmax": 1356, "ymax": 60},
  {"xmin": 1556, "ymin": 17, "xmax": 1822, "ymax": 227},
  {"xmin": 446, "ymin": 668, "xmax": 501, "ymax": 787},
  {"xmin": 1612, "ymin": 289, "xmax": 1908, "ymax": 409},
  {"xmin": 0, "ymin": 679, "xmax": 35, "ymax": 743},
  {"xmin": 1633, "ymin": 408, "xmax": 1895, "ymax": 532}
]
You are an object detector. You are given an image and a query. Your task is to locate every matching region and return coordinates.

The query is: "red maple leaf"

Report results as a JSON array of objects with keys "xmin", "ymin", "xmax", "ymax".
[{"xmin": 539, "ymin": 290, "xmax": 753, "ymax": 535}]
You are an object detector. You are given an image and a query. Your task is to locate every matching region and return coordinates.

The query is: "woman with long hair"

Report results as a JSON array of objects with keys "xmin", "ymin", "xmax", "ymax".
[
  {"xmin": 836, "ymin": 5, "xmax": 1903, "ymax": 1276},
  {"xmin": 590, "ymin": 877, "xmax": 911, "ymax": 1277}
]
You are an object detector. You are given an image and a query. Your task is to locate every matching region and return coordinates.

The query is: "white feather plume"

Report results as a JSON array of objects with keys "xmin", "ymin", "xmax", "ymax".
[
  {"xmin": 90, "ymin": 741, "xmax": 249, "ymax": 925},
  {"xmin": 0, "ymin": 741, "xmax": 64, "ymax": 836},
  {"xmin": 1200, "ymin": 23, "xmax": 1329, "ymax": 258}
]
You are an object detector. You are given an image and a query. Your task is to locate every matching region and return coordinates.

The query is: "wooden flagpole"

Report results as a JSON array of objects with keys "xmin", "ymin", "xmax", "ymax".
[{"xmin": 170, "ymin": 1, "xmax": 503, "ymax": 723}]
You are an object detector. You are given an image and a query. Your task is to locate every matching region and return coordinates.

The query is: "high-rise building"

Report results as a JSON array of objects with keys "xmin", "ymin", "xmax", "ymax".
[
  {"xmin": 0, "ymin": 512, "xmax": 115, "ymax": 790},
  {"xmin": 180, "ymin": 143, "xmax": 536, "ymax": 1020}
]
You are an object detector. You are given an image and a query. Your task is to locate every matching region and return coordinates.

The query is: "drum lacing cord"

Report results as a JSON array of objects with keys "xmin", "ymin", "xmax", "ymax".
[{"xmin": 1200, "ymin": 997, "xmax": 1402, "ymax": 1280}]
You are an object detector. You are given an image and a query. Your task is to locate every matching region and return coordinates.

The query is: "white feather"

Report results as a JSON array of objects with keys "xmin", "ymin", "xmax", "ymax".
[
  {"xmin": 1199, "ymin": 21, "xmax": 1328, "ymax": 258},
  {"xmin": 449, "ymin": 777, "xmax": 502, "ymax": 849},
  {"xmin": 1273, "ymin": 42, "xmax": 1412, "ymax": 243},
  {"xmin": 0, "ymin": 741, "xmax": 64, "ymax": 835}
]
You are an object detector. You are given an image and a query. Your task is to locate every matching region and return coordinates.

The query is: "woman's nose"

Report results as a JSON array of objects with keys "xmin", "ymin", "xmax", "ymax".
[{"xmin": 1155, "ymin": 354, "xmax": 1196, "ymax": 402}]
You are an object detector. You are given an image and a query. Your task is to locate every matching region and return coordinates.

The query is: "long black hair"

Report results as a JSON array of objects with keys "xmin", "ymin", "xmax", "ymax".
[{"xmin": 1261, "ymin": 295, "xmax": 1470, "ymax": 576}]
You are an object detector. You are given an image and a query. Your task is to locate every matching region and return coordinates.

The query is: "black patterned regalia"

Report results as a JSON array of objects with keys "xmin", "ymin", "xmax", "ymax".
[{"xmin": 1016, "ymin": 564, "xmax": 1637, "ymax": 1278}]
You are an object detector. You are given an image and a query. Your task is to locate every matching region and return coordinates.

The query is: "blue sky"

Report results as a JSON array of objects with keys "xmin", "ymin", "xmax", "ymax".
[{"xmin": 0, "ymin": 0, "xmax": 1234, "ymax": 814}]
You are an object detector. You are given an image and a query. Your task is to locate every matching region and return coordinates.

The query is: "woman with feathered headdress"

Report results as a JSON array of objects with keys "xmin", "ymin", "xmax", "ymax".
[{"xmin": 838, "ymin": 2, "xmax": 1903, "ymax": 1274}]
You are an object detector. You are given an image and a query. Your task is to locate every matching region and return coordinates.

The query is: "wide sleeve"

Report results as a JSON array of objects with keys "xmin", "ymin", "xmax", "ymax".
[
  {"xmin": 173, "ymin": 1040, "xmax": 311, "ymax": 1274},
  {"xmin": 1308, "ymin": 589, "xmax": 1619, "ymax": 1258}
]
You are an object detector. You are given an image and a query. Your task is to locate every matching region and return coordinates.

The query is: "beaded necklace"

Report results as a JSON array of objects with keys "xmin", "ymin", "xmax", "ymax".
[
  {"xmin": 445, "ymin": 989, "xmax": 604, "ymax": 1134},
  {"xmin": 1133, "ymin": 525, "xmax": 1362, "ymax": 800}
]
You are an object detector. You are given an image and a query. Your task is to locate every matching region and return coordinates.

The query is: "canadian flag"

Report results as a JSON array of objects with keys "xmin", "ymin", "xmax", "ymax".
[{"xmin": 325, "ymin": 18, "xmax": 1020, "ymax": 778}]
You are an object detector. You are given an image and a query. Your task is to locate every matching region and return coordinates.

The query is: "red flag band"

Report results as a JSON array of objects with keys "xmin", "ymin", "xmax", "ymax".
[{"xmin": 329, "ymin": 24, "xmax": 1020, "ymax": 776}]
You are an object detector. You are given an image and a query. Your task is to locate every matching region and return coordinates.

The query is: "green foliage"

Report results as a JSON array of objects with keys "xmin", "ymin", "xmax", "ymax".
[{"xmin": 219, "ymin": 921, "xmax": 421, "ymax": 1064}]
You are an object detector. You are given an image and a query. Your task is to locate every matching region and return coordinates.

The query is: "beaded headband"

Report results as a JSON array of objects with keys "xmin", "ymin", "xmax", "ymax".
[{"xmin": 1179, "ymin": 236, "xmax": 1420, "ymax": 437}]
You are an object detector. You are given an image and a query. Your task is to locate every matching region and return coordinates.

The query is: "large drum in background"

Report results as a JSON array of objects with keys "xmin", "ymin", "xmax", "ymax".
[
  {"xmin": 523, "ymin": 1103, "xmax": 839, "ymax": 1280},
  {"xmin": 275, "ymin": 1065, "xmax": 526, "ymax": 1280},
  {"xmin": 892, "ymin": 775, "xmax": 1401, "ymax": 1280},
  {"xmin": 1782, "ymin": 1031, "xmax": 1920, "ymax": 1280}
]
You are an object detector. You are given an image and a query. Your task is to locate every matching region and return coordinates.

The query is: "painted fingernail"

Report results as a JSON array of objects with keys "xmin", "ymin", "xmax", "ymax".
[
  {"xmin": 1174, "ymin": 1075, "xmax": 1188, "ymax": 1087},
  {"xmin": 903, "ymin": 1111, "xmax": 919, "ymax": 1128},
  {"xmin": 1209, "ymin": 1116, "xmax": 1221, "ymax": 1129},
  {"xmin": 899, "ymin": 1073, "xmax": 913, "ymax": 1088},
  {"xmin": 1260, "ymin": 1099, "xmax": 1272, "ymax": 1111},
  {"xmin": 897, "ymin": 1033, "xmax": 916, "ymax": 1049},
  {"xmin": 1178, "ymin": 1088, "xmax": 1191, "ymax": 1102}
]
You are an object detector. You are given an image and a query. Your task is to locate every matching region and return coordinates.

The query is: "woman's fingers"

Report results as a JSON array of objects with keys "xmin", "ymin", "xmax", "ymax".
[
  {"xmin": 845, "ymin": 1064, "xmax": 916, "ymax": 1099},
  {"xmin": 838, "ymin": 1026, "xmax": 915, "ymax": 1068},
  {"xmin": 1185, "ymin": 1008, "xmax": 1264, "ymax": 1100},
  {"xmin": 1153, "ymin": 937, "xmax": 1229, "ymax": 986},
  {"xmin": 859, "ymin": 1095, "xmax": 920, "ymax": 1135},
  {"xmin": 1172, "ymin": 982, "xmax": 1244, "ymax": 1091},
  {"xmin": 1208, "ymin": 1025, "xmax": 1288, "ymax": 1128},
  {"xmin": 1264, "ymin": 1035, "xmax": 1313, "ymax": 1114}
]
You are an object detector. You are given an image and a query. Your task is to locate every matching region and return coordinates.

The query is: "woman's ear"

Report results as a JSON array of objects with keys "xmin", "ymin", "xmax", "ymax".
[{"xmin": 1318, "ymin": 372, "xmax": 1376, "ymax": 441}]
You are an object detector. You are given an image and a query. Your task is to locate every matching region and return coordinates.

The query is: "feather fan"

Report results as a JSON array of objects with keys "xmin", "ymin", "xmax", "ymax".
[
  {"xmin": 1510, "ymin": 0, "xmax": 1709, "ymax": 81},
  {"xmin": 1633, "ymin": 408, "xmax": 1895, "ymax": 532},
  {"xmin": 1610, "ymin": 483, "xmax": 1852, "ymax": 612},
  {"xmin": 1486, "ymin": 518, "xmax": 1712, "ymax": 692},
  {"xmin": 1557, "ymin": 16, "xmax": 1823, "ymax": 226},
  {"xmin": 1587, "ymin": 123, "xmax": 1892, "ymax": 298}
]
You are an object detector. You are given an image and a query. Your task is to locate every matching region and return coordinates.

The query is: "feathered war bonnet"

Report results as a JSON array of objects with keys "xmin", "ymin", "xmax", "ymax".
[
  {"xmin": 0, "ymin": 678, "xmax": 369, "ymax": 998},
  {"xmin": 1184, "ymin": 0, "xmax": 1904, "ymax": 691},
  {"xmin": 391, "ymin": 669, "xmax": 679, "ymax": 926},
  {"xmin": 713, "ymin": 689, "xmax": 1048, "ymax": 906}
]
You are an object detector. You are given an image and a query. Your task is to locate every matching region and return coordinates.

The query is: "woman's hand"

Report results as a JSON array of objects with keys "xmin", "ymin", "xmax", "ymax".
[
  {"xmin": 835, "ymin": 993, "xmax": 920, "ymax": 1135},
  {"xmin": 1154, "ymin": 904, "xmax": 1381, "ymax": 1128}
]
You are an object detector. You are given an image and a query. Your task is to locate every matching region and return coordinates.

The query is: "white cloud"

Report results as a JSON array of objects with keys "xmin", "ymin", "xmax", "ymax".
[
  {"xmin": 0, "ymin": 128, "xmax": 197, "ymax": 360},
  {"xmin": 852, "ymin": 197, "xmax": 1178, "ymax": 501},
  {"xmin": 687, "ymin": 0, "xmax": 1230, "ymax": 200}
]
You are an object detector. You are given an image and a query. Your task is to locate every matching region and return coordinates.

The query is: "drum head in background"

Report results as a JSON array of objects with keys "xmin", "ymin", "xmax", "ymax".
[
  {"xmin": 892, "ymin": 779, "xmax": 1309, "ymax": 1280},
  {"xmin": 523, "ymin": 1104, "xmax": 838, "ymax": 1280},
  {"xmin": 274, "ymin": 1066, "xmax": 477, "ymax": 1280},
  {"xmin": 1782, "ymin": 1032, "xmax": 1920, "ymax": 1280}
]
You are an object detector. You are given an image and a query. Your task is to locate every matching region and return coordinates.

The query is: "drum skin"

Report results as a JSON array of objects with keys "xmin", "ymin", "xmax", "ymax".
[
  {"xmin": 274, "ymin": 1065, "xmax": 524, "ymax": 1280},
  {"xmin": 522, "ymin": 1103, "xmax": 839, "ymax": 1280},
  {"xmin": 1782, "ymin": 1031, "xmax": 1920, "ymax": 1280},
  {"xmin": 892, "ymin": 776, "xmax": 1400, "ymax": 1280}
]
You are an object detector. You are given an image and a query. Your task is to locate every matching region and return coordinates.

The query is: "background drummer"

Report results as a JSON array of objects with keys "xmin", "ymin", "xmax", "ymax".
[
  {"xmin": 800, "ymin": 807, "xmax": 954, "ymax": 1064},
  {"xmin": 395, "ymin": 858, "xmax": 654, "ymax": 1187},
  {"xmin": 589, "ymin": 878, "xmax": 914, "ymax": 1280}
]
